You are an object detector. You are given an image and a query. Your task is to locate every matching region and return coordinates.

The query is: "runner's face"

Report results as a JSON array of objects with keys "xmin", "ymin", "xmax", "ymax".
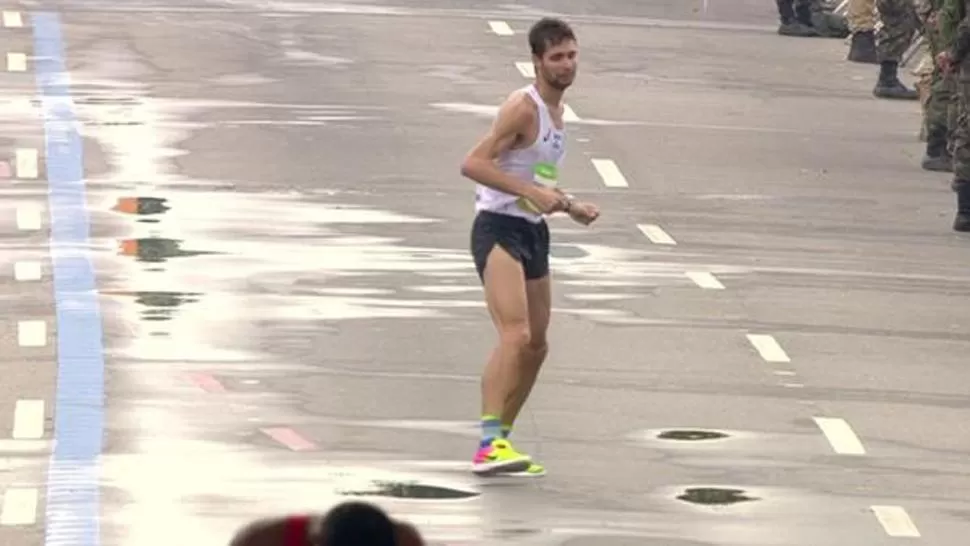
[{"xmin": 536, "ymin": 40, "xmax": 578, "ymax": 91}]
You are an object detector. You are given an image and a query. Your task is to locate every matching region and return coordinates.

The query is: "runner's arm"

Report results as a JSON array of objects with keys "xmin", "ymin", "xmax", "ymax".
[
  {"xmin": 460, "ymin": 95, "xmax": 538, "ymax": 199},
  {"xmin": 552, "ymin": 188, "xmax": 576, "ymax": 211}
]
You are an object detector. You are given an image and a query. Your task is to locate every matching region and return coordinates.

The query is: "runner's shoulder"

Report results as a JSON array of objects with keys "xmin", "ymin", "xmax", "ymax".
[{"xmin": 498, "ymin": 88, "xmax": 538, "ymax": 125}]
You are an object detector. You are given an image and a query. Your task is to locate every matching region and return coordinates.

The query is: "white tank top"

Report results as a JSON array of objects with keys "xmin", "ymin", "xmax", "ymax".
[{"xmin": 474, "ymin": 84, "xmax": 567, "ymax": 224}]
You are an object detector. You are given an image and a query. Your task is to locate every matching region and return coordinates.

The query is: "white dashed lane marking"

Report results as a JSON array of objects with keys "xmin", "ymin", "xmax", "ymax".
[
  {"xmin": 488, "ymin": 20, "xmax": 513, "ymax": 36},
  {"xmin": 746, "ymin": 334, "xmax": 791, "ymax": 363},
  {"xmin": 637, "ymin": 223, "xmax": 677, "ymax": 245},
  {"xmin": 6, "ymin": 52, "xmax": 26, "ymax": 72},
  {"xmin": 12, "ymin": 399, "xmax": 45, "ymax": 439},
  {"xmin": 17, "ymin": 320, "xmax": 47, "ymax": 347},
  {"xmin": 2, "ymin": 11, "xmax": 23, "ymax": 28},
  {"xmin": 813, "ymin": 416, "xmax": 866, "ymax": 455},
  {"xmin": 590, "ymin": 158, "xmax": 629, "ymax": 188},
  {"xmin": 15, "ymin": 148, "xmax": 38, "ymax": 179},
  {"xmin": 14, "ymin": 261, "xmax": 42, "ymax": 281},
  {"xmin": 2, "ymin": 30, "xmax": 44, "ymax": 526},
  {"xmin": 871, "ymin": 506, "xmax": 921, "ymax": 537},
  {"xmin": 514, "ymin": 61, "xmax": 534, "ymax": 78},
  {"xmin": 0, "ymin": 488, "xmax": 38, "ymax": 526},
  {"xmin": 16, "ymin": 205, "xmax": 42, "ymax": 231},
  {"xmin": 686, "ymin": 271, "xmax": 724, "ymax": 289},
  {"xmin": 563, "ymin": 104, "xmax": 580, "ymax": 122}
]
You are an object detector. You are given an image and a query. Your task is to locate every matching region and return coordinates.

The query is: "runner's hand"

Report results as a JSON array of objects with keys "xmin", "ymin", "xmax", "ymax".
[
  {"xmin": 525, "ymin": 185, "xmax": 568, "ymax": 214},
  {"xmin": 567, "ymin": 201, "xmax": 600, "ymax": 225}
]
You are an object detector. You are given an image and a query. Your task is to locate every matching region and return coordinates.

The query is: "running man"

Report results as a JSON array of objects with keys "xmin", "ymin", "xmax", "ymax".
[{"xmin": 459, "ymin": 17, "xmax": 600, "ymax": 477}]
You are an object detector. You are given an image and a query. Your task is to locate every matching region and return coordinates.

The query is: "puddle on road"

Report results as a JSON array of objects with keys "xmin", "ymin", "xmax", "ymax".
[
  {"xmin": 657, "ymin": 429, "xmax": 730, "ymax": 442},
  {"xmin": 118, "ymin": 237, "xmax": 220, "ymax": 263},
  {"xmin": 113, "ymin": 196, "xmax": 171, "ymax": 221},
  {"xmin": 676, "ymin": 487, "xmax": 759, "ymax": 506},
  {"xmin": 339, "ymin": 480, "xmax": 480, "ymax": 501},
  {"xmin": 82, "ymin": 55, "xmax": 711, "ymax": 369},
  {"xmin": 113, "ymin": 195, "xmax": 222, "ymax": 262},
  {"xmin": 629, "ymin": 427, "xmax": 755, "ymax": 447},
  {"xmin": 102, "ymin": 290, "xmax": 201, "ymax": 322}
]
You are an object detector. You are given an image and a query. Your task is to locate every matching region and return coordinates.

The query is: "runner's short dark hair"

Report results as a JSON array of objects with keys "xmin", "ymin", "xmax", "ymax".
[
  {"xmin": 320, "ymin": 501, "xmax": 396, "ymax": 546},
  {"xmin": 528, "ymin": 17, "xmax": 576, "ymax": 57}
]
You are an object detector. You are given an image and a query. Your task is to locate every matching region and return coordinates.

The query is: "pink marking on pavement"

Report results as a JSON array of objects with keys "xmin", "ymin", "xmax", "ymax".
[
  {"xmin": 186, "ymin": 372, "xmax": 226, "ymax": 393},
  {"xmin": 0, "ymin": 161, "xmax": 11, "ymax": 179},
  {"xmin": 261, "ymin": 427, "xmax": 316, "ymax": 451}
]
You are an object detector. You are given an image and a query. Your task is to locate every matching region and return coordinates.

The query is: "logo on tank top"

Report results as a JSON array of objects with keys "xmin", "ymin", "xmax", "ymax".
[
  {"xmin": 548, "ymin": 131, "xmax": 564, "ymax": 153},
  {"xmin": 543, "ymin": 129, "xmax": 564, "ymax": 146}
]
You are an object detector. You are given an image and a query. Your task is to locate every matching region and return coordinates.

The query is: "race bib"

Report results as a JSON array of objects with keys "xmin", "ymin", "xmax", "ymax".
[{"xmin": 517, "ymin": 162, "xmax": 558, "ymax": 213}]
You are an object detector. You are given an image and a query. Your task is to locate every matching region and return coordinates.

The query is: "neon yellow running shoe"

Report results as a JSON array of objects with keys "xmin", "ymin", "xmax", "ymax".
[
  {"xmin": 471, "ymin": 438, "xmax": 531, "ymax": 476},
  {"xmin": 509, "ymin": 461, "xmax": 546, "ymax": 477}
]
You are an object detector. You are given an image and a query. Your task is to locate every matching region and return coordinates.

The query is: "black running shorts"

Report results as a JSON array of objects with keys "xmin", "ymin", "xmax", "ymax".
[{"xmin": 470, "ymin": 210, "xmax": 550, "ymax": 282}]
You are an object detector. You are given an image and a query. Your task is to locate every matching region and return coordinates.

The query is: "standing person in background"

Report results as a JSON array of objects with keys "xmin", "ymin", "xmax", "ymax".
[
  {"xmin": 847, "ymin": 0, "xmax": 879, "ymax": 62},
  {"xmin": 776, "ymin": 0, "xmax": 851, "ymax": 37},
  {"xmin": 777, "ymin": 0, "xmax": 821, "ymax": 36},
  {"xmin": 874, "ymin": 0, "xmax": 922, "ymax": 98},
  {"xmin": 919, "ymin": 0, "xmax": 958, "ymax": 170},
  {"xmin": 935, "ymin": 0, "xmax": 970, "ymax": 230}
]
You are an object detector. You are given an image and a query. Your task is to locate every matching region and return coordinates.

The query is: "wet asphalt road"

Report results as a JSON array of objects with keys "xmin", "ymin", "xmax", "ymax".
[{"xmin": 1, "ymin": 0, "xmax": 970, "ymax": 545}]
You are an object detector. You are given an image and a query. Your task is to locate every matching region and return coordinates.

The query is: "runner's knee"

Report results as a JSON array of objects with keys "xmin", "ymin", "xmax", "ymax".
[
  {"xmin": 499, "ymin": 322, "xmax": 531, "ymax": 349},
  {"xmin": 525, "ymin": 332, "xmax": 548, "ymax": 354}
]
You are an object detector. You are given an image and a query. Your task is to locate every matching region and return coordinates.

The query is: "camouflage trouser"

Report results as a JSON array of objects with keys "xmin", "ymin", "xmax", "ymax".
[
  {"xmin": 951, "ymin": 81, "xmax": 970, "ymax": 180},
  {"xmin": 875, "ymin": 0, "xmax": 918, "ymax": 61},
  {"xmin": 847, "ymin": 0, "xmax": 877, "ymax": 32},
  {"xmin": 925, "ymin": 34, "xmax": 958, "ymax": 146},
  {"xmin": 813, "ymin": 8, "xmax": 851, "ymax": 36},
  {"xmin": 916, "ymin": 56, "xmax": 933, "ymax": 139}
]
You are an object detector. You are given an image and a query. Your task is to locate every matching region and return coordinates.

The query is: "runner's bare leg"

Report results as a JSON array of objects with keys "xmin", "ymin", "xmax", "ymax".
[{"xmin": 501, "ymin": 275, "xmax": 551, "ymax": 428}]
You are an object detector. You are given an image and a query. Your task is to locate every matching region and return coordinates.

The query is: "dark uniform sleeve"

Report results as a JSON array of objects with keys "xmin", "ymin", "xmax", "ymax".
[
  {"xmin": 940, "ymin": 0, "xmax": 962, "ymax": 48},
  {"xmin": 952, "ymin": 0, "xmax": 970, "ymax": 61}
]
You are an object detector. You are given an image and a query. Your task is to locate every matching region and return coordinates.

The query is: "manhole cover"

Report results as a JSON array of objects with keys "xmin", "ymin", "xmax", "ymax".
[
  {"xmin": 657, "ymin": 429, "xmax": 729, "ymax": 441},
  {"xmin": 676, "ymin": 487, "xmax": 758, "ymax": 506}
]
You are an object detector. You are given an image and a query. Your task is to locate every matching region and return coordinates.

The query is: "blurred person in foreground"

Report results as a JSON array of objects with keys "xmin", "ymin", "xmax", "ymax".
[{"xmin": 229, "ymin": 501, "xmax": 425, "ymax": 546}]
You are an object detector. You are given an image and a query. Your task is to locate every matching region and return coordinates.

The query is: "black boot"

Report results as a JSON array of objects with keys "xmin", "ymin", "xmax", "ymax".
[
  {"xmin": 873, "ymin": 61, "xmax": 919, "ymax": 100},
  {"xmin": 955, "ymin": 180, "xmax": 970, "ymax": 232},
  {"xmin": 777, "ymin": 0, "xmax": 819, "ymax": 36},
  {"xmin": 922, "ymin": 126, "xmax": 953, "ymax": 172},
  {"xmin": 848, "ymin": 30, "xmax": 878, "ymax": 63},
  {"xmin": 794, "ymin": 2, "xmax": 813, "ymax": 26},
  {"xmin": 778, "ymin": 19, "xmax": 820, "ymax": 36}
]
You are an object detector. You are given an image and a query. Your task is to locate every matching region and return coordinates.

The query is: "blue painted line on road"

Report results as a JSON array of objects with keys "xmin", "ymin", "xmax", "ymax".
[{"xmin": 32, "ymin": 12, "xmax": 105, "ymax": 546}]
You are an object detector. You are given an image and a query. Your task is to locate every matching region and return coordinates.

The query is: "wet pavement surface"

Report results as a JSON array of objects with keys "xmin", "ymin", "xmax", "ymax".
[{"xmin": 1, "ymin": 0, "xmax": 969, "ymax": 545}]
